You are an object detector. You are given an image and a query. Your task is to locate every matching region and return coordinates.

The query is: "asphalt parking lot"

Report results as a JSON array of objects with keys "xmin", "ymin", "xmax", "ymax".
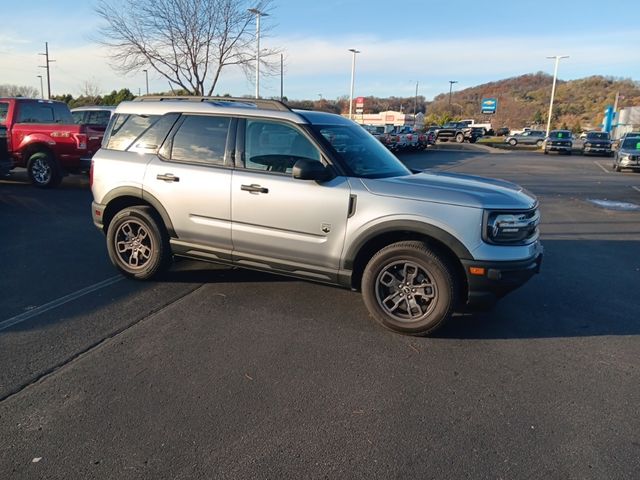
[{"xmin": 1, "ymin": 148, "xmax": 639, "ymax": 479}]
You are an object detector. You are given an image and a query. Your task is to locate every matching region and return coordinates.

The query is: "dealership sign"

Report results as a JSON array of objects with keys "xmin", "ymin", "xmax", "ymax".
[
  {"xmin": 481, "ymin": 98, "xmax": 497, "ymax": 114},
  {"xmin": 355, "ymin": 96, "xmax": 364, "ymax": 114}
]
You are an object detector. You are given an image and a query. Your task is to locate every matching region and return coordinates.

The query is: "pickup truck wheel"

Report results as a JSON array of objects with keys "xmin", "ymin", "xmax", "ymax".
[
  {"xmin": 362, "ymin": 241, "xmax": 456, "ymax": 336},
  {"xmin": 455, "ymin": 133, "xmax": 464, "ymax": 143},
  {"xmin": 106, "ymin": 206, "xmax": 171, "ymax": 279},
  {"xmin": 27, "ymin": 152, "xmax": 61, "ymax": 188}
]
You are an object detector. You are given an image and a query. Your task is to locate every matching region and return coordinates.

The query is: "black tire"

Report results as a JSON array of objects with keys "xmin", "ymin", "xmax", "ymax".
[
  {"xmin": 362, "ymin": 241, "xmax": 456, "ymax": 336},
  {"xmin": 566, "ymin": 150, "xmax": 572, "ymax": 155},
  {"xmin": 455, "ymin": 133, "xmax": 464, "ymax": 143},
  {"xmin": 106, "ymin": 206, "xmax": 171, "ymax": 279},
  {"xmin": 613, "ymin": 163, "xmax": 620, "ymax": 172},
  {"xmin": 536, "ymin": 139, "xmax": 544, "ymax": 148},
  {"xmin": 543, "ymin": 150, "xmax": 548, "ymax": 155},
  {"xmin": 27, "ymin": 152, "xmax": 62, "ymax": 188},
  {"xmin": 508, "ymin": 139, "xmax": 517, "ymax": 146}
]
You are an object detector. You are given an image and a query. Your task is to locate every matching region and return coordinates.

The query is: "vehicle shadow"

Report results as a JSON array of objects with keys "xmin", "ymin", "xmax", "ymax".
[{"xmin": 435, "ymin": 239, "xmax": 640, "ymax": 339}]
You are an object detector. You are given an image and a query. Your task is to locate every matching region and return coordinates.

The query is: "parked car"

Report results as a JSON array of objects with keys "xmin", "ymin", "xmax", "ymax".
[
  {"xmin": 544, "ymin": 130, "xmax": 573, "ymax": 155},
  {"xmin": 459, "ymin": 119, "xmax": 492, "ymax": 135},
  {"xmin": 612, "ymin": 136, "xmax": 640, "ymax": 172},
  {"xmin": 581, "ymin": 131, "xmax": 612, "ymax": 156},
  {"xmin": 495, "ymin": 127, "xmax": 510, "ymax": 137},
  {"xmin": 505, "ymin": 130, "xmax": 546, "ymax": 147},
  {"xmin": 0, "ymin": 98, "xmax": 104, "ymax": 187},
  {"xmin": 91, "ymin": 96, "xmax": 542, "ymax": 336}
]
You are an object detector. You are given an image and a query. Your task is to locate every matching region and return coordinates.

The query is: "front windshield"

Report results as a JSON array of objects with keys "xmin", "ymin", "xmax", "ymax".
[
  {"xmin": 312, "ymin": 124, "xmax": 411, "ymax": 179},
  {"xmin": 587, "ymin": 132, "xmax": 609, "ymax": 140},
  {"xmin": 621, "ymin": 138, "xmax": 640, "ymax": 150},
  {"xmin": 550, "ymin": 131, "xmax": 571, "ymax": 139}
]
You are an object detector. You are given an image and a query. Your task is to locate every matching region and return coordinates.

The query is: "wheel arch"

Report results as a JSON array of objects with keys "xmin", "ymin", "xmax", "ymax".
[
  {"xmin": 23, "ymin": 143, "xmax": 56, "ymax": 168},
  {"xmin": 101, "ymin": 187, "xmax": 176, "ymax": 237},
  {"xmin": 345, "ymin": 221, "xmax": 471, "ymax": 299}
]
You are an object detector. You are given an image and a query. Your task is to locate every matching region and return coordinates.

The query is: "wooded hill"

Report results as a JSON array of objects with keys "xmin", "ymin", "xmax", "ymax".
[{"xmin": 427, "ymin": 73, "xmax": 640, "ymax": 130}]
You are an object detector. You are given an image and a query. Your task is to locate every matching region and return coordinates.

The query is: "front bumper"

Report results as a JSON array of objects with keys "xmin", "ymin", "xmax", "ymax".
[
  {"xmin": 583, "ymin": 146, "xmax": 611, "ymax": 155},
  {"xmin": 546, "ymin": 144, "xmax": 572, "ymax": 152},
  {"xmin": 462, "ymin": 250, "xmax": 543, "ymax": 308}
]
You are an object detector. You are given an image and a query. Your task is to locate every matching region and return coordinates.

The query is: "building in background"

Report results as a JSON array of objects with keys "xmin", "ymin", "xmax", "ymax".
[
  {"xmin": 612, "ymin": 106, "xmax": 640, "ymax": 139},
  {"xmin": 346, "ymin": 111, "xmax": 424, "ymax": 129}
]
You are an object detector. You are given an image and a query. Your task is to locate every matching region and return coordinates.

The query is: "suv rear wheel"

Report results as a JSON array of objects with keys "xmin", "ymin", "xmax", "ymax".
[
  {"xmin": 106, "ymin": 206, "xmax": 171, "ymax": 279},
  {"xmin": 362, "ymin": 241, "xmax": 456, "ymax": 336}
]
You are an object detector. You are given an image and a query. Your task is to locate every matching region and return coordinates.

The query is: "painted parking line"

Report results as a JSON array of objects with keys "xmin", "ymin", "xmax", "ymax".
[
  {"xmin": 0, "ymin": 275, "xmax": 124, "ymax": 332},
  {"xmin": 593, "ymin": 161, "xmax": 611, "ymax": 174},
  {"xmin": 633, "ymin": 186, "xmax": 640, "ymax": 194}
]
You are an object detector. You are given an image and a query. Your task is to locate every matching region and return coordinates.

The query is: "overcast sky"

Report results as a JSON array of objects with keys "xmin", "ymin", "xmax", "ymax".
[{"xmin": 1, "ymin": 0, "xmax": 639, "ymax": 100}]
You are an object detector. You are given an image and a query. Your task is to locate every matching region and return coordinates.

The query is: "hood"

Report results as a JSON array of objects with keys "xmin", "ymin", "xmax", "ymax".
[
  {"xmin": 360, "ymin": 171, "xmax": 537, "ymax": 210},
  {"xmin": 619, "ymin": 148, "xmax": 640, "ymax": 155}
]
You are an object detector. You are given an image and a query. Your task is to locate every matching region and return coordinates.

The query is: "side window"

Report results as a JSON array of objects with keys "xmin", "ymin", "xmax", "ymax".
[
  {"xmin": 128, "ymin": 113, "xmax": 180, "ymax": 153},
  {"xmin": 105, "ymin": 114, "xmax": 160, "ymax": 151},
  {"xmin": 245, "ymin": 119, "xmax": 320, "ymax": 174},
  {"xmin": 0, "ymin": 103, "xmax": 8, "ymax": 123},
  {"xmin": 86, "ymin": 110, "xmax": 112, "ymax": 127},
  {"xmin": 16, "ymin": 103, "xmax": 55, "ymax": 123},
  {"xmin": 170, "ymin": 115, "xmax": 230, "ymax": 165},
  {"xmin": 53, "ymin": 103, "xmax": 74, "ymax": 123},
  {"xmin": 71, "ymin": 111, "xmax": 84, "ymax": 124}
]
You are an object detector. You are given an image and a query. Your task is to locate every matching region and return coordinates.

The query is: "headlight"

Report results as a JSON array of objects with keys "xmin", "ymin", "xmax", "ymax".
[{"xmin": 484, "ymin": 209, "xmax": 540, "ymax": 245}]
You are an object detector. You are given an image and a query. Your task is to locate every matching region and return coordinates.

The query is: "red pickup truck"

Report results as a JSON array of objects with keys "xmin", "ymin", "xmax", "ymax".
[{"xmin": 0, "ymin": 98, "xmax": 103, "ymax": 187}]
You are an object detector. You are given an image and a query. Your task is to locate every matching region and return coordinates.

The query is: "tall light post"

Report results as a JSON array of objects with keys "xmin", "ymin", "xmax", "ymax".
[
  {"xmin": 545, "ymin": 55, "xmax": 569, "ymax": 136},
  {"xmin": 248, "ymin": 8, "xmax": 269, "ymax": 99},
  {"xmin": 348, "ymin": 48, "xmax": 360, "ymax": 120},
  {"xmin": 36, "ymin": 75, "xmax": 44, "ymax": 99},
  {"xmin": 142, "ymin": 69, "xmax": 149, "ymax": 95},
  {"xmin": 448, "ymin": 80, "xmax": 458, "ymax": 109}
]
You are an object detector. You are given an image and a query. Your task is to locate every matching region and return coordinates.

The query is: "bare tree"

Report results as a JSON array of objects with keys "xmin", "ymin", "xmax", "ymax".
[
  {"xmin": 95, "ymin": 0, "xmax": 279, "ymax": 96},
  {"xmin": 0, "ymin": 84, "xmax": 40, "ymax": 98}
]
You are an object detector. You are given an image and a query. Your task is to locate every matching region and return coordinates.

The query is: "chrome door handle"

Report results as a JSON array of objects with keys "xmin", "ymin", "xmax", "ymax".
[
  {"xmin": 157, "ymin": 173, "xmax": 180, "ymax": 182},
  {"xmin": 241, "ymin": 184, "xmax": 269, "ymax": 194}
]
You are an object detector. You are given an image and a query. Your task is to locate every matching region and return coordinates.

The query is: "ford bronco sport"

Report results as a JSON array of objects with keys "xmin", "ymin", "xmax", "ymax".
[{"xmin": 91, "ymin": 97, "xmax": 542, "ymax": 335}]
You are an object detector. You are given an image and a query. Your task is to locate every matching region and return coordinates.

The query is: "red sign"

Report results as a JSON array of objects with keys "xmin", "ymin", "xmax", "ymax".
[{"xmin": 355, "ymin": 97, "xmax": 364, "ymax": 107}]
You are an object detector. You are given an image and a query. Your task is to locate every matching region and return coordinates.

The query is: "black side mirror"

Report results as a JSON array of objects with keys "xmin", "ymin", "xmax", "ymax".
[{"xmin": 292, "ymin": 158, "xmax": 333, "ymax": 182}]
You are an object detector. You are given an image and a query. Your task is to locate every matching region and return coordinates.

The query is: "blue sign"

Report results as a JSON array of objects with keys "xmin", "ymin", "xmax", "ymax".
[{"xmin": 481, "ymin": 98, "xmax": 497, "ymax": 114}]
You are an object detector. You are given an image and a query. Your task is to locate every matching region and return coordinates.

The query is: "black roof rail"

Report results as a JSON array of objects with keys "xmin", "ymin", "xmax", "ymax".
[{"xmin": 133, "ymin": 95, "xmax": 291, "ymax": 112}]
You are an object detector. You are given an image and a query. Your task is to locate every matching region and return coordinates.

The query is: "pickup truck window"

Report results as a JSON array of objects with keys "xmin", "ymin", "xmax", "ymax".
[
  {"xmin": 0, "ymin": 102, "xmax": 7, "ymax": 123},
  {"xmin": 16, "ymin": 103, "xmax": 55, "ymax": 123}
]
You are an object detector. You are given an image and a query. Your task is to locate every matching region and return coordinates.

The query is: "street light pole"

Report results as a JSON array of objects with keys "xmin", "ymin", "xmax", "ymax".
[
  {"xmin": 143, "ymin": 69, "xmax": 149, "ymax": 95},
  {"xmin": 545, "ymin": 55, "xmax": 569, "ymax": 137},
  {"xmin": 448, "ymin": 80, "xmax": 458, "ymax": 109},
  {"xmin": 348, "ymin": 48, "xmax": 360, "ymax": 120},
  {"xmin": 248, "ymin": 8, "xmax": 269, "ymax": 99},
  {"xmin": 38, "ymin": 42, "xmax": 55, "ymax": 99},
  {"xmin": 36, "ymin": 75, "xmax": 44, "ymax": 99}
]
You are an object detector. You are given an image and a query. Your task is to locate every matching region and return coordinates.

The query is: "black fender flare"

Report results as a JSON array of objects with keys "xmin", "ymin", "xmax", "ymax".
[
  {"xmin": 101, "ymin": 186, "xmax": 177, "ymax": 238},
  {"xmin": 342, "ymin": 220, "xmax": 473, "ymax": 270}
]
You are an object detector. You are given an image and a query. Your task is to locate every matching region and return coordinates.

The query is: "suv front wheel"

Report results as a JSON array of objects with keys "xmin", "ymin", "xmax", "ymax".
[
  {"xmin": 106, "ymin": 206, "xmax": 171, "ymax": 279},
  {"xmin": 362, "ymin": 241, "xmax": 456, "ymax": 336}
]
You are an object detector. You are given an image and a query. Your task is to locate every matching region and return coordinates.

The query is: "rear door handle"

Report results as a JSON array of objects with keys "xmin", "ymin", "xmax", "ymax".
[
  {"xmin": 241, "ymin": 184, "xmax": 269, "ymax": 194},
  {"xmin": 157, "ymin": 173, "xmax": 180, "ymax": 182}
]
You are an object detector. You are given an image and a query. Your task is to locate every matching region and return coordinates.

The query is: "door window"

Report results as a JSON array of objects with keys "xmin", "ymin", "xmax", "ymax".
[
  {"xmin": 170, "ymin": 115, "xmax": 230, "ymax": 165},
  {"xmin": 244, "ymin": 119, "xmax": 320, "ymax": 174}
]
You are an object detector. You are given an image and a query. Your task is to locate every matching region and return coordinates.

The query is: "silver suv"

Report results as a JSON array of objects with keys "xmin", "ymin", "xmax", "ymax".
[{"xmin": 91, "ymin": 97, "xmax": 542, "ymax": 335}]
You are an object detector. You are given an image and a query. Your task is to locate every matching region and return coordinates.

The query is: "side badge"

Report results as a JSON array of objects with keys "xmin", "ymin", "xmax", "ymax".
[{"xmin": 321, "ymin": 223, "xmax": 331, "ymax": 234}]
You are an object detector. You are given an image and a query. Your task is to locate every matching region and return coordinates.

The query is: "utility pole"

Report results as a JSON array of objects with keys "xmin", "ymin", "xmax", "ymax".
[
  {"xmin": 280, "ymin": 53, "xmax": 283, "ymax": 102},
  {"xmin": 545, "ymin": 55, "xmax": 569, "ymax": 137},
  {"xmin": 248, "ymin": 8, "xmax": 269, "ymax": 99},
  {"xmin": 448, "ymin": 80, "xmax": 458, "ymax": 110},
  {"xmin": 143, "ymin": 69, "xmax": 149, "ymax": 95},
  {"xmin": 39, "ymin": 42, "xmax": 55, "ymax": 99}
]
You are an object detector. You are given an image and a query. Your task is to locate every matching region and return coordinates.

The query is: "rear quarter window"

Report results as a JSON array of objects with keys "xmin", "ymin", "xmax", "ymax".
[
  {"xmin": 16, "ymin": 103, "xmax": 55, "ymax": 123},
  {"xmin": 104, "ymin": 114, "xmax": 161, "ymax": 151}
]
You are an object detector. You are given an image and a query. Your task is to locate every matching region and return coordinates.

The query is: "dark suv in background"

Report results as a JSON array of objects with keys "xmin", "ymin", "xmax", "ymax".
[
  {"xmin": 581, "ymin": 131, "xmax": 612, "ymax": 156},
  {"xmin": 544, "ymin": 130, "xmax": 573, "ymax": 155}
]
